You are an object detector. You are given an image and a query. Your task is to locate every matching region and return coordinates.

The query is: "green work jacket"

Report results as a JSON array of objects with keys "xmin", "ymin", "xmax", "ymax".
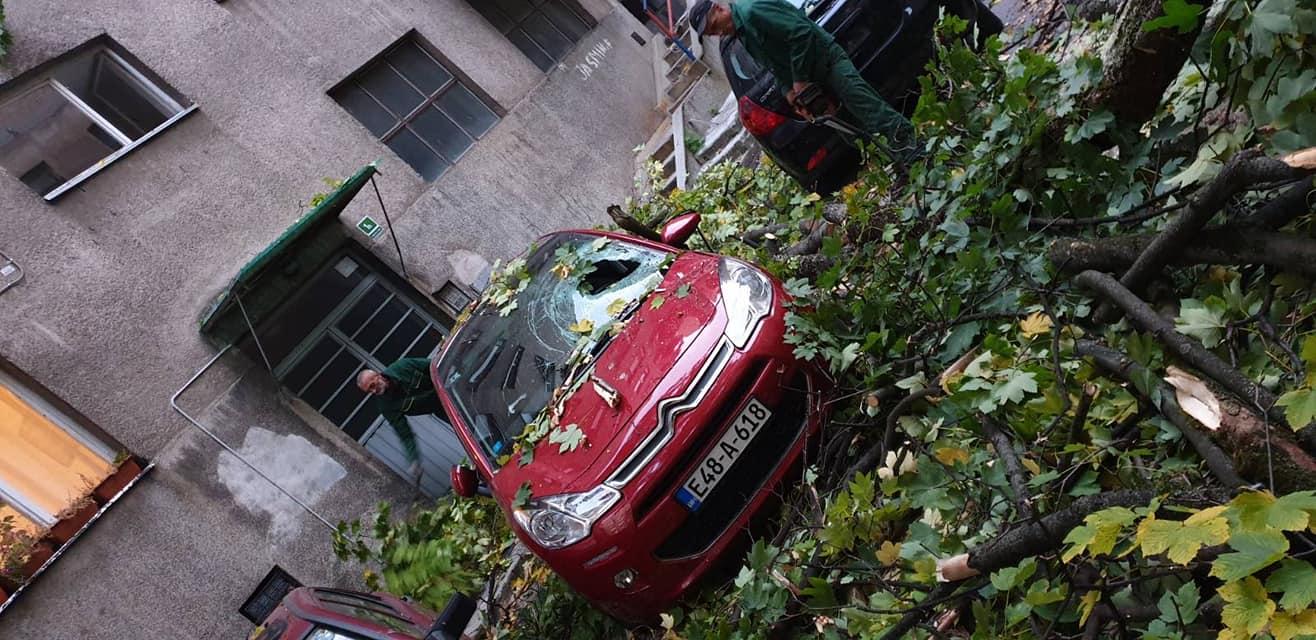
[
  {"xmin": 377, "ymin": 357, "xmax": 442, "ymax": 463},
  {"xmin": 731, "ymin": 0, "xmax": 847, "ymax": 91}
]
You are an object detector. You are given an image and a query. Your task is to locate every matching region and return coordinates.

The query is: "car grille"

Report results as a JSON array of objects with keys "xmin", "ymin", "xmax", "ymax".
[
  {"xmin": 653, "ymin": 372, "xmax": 811, "ymax": 561},
  {"xmin": 633, "ymin": 360, "xmax": 767, "ymax": 521}
]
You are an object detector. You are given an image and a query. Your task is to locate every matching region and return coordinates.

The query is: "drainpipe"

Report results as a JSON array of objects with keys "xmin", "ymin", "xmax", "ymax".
[{"xmin": 169, "ymin": 345, "xmax": 336, "ymax": 532}]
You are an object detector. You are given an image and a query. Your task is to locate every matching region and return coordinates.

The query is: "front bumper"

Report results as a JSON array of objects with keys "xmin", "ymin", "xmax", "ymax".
[{"xmin": 527, "ymin": 298, "xmax": 830, "ymax": 623}]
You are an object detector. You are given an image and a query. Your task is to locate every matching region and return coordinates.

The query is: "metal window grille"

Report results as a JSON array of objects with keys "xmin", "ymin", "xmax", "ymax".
[{"xmin": 330, "ymin": 35, "xmax": 501, "ymax": 181}]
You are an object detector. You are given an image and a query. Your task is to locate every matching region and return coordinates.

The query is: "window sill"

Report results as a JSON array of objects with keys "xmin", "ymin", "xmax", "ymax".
[
  {"xmin": 42, "ymin": 106, "xmax": 199, "ymax": 203},
  {"xmin": 0, "ymin": 459, "xmax": 153, "ymax": 616}
]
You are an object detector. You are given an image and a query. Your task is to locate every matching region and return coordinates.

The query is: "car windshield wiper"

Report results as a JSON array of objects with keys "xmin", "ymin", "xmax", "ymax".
[
  {"xmin": 501, "ymin": 345, "xmax": 525, "ymax": 390},
  {"xmin": 468, "ymin": 337, "xmax": 507, "ymax": 389}
]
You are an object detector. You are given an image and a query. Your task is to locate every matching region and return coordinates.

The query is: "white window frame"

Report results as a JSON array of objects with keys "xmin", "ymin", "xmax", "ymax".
[
  {"xmin": 0, "ymin": 368, "xmax": 117, "ymax": 527},
  {"xmin": 0, "ymin": 44, "xmax": 198, "ymax": 202}
]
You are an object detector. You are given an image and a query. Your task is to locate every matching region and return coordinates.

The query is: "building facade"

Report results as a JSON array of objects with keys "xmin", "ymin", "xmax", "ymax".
[{"xmin": 0, "ymin": 0, "xmax": 659, "ymax": 636}]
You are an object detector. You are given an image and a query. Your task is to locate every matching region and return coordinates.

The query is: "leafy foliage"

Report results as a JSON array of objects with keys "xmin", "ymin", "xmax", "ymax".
[
  {"xmin": 336, "ymin": 3, "xmax": 1316, "ymax": 637},
  {"xmin": 331, "ymin": 498, "xmax": 511, "ymax": 613}
]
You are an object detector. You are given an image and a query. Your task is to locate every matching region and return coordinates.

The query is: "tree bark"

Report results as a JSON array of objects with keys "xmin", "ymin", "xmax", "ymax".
[
  {"xmin": 1085, "ymin": 0, "xmax": 1214, "ymax": 126},
  {"xmin": 1048, "ymin": 229, "xmax": 1316, "ymax": 278},
  {"xmin": 606, "ymin": 204, "xmax": 662, "ymax": 242}
]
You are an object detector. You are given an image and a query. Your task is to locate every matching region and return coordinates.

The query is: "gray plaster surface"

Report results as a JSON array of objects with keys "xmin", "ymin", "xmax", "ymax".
[{"xmin": 0, "ymin": 0, "xmax": 659, "ymax": 636}]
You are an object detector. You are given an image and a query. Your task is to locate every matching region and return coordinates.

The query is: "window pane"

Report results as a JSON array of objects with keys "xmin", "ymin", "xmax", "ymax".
[
  {"xmin": 266, "ymin": 257, "xmax": 368, "ymax": 369},
  {"xmin": 282, "ymin": 337, "xmax": 343, "ymax": 394},
  {"xmin": 336, "ymin": 84, "xmax": 397, "ymax": 138},
  {"xmin": 410, "ymin": 106, "xmax": 474, "ymax": 162},
  {"xmin": 320, "ymin": 372, "xmax": 370, "ymax": 431},
  {"xmin": 352, "ymin": 294, "xmax": 409, "ymax": 353},
  {"xmin": 406, "ymin": 327, "xmax": 444, "ymax": 359},
  {"xmin": 541, "ymin": 1, "xmax": 590, "ymax": 41},
  {"xmin": 508, "ymin": 30, "xmax": 556, "ymax": 71},
  {"xmin": 373, "ymin": 311, "xmax": 426, "ymax": 364},
  {"xmin": 521, "ymin": 10, "xmax": 574, "ymax": 61},
  {"xmin": 0, "ymin": 384, "xmax": 114, "ymax": 520},
  {"xmin": 0, "ymin": 84, "xmax": 123, "ymax": 196},
  {"xmin": 80, "ymin": 52, "xmax": 172, "ymax": 138},
  {"xmin": 385, "ymin": 42, "xmax": 450, "ymax": 95},
  {"xmin": 491, "ymin": 0, "xmax": 535, "ymax": 24},
  {"xmin": 436, "ymin": 84, "xmax": 498, "ymax": 139},
  {"xmin": 471, "ymin": 2, "xmax": 516, "ymax": 32},
  {"xmin": 385, "ymin": 127, "xmax": 449, "ymax": 181},
  {"xmin": 341, "ymin": 401, "xmax": 379, "ymax": 440},
  {"xmin": 358, "ymin": 64, "xmax": 424, "ymax": 118},
  {"xmin": 337, "ymin": 283, "xmax": 392, "ymax": 337},
  {"xmin": 298, "ymin": 349, "xmax": 362, "ymax": 411}
]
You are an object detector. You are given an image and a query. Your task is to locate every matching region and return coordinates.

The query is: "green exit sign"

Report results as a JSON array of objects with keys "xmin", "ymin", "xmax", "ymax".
[{"xmin": 357, "ymin": 216, "xmax": 383, "ymax": 238}]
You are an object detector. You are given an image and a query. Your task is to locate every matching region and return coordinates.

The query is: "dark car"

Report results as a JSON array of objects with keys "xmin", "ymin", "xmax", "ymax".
[{"xmin": 724, "ymin": 0, "xmax": 1004, "ymax": 193}]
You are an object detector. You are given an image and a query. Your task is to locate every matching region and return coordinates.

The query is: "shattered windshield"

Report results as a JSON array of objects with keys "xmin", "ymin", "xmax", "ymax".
[{"xmin": 437, "ymin": 233, "xmax": 668, "ymax": 466}]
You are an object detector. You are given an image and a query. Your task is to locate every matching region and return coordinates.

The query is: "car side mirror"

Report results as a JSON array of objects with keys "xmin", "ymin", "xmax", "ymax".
[
  {"xmin": 450, "ymin": 465, "xmax": 478, "ymax": 498},
  {"xmin": 660, "ymin": 211, "xmax": 701, "ymax": 248}
]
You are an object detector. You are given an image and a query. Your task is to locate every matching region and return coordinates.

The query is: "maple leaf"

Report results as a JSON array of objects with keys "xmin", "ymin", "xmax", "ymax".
[
  {"xmin": 567, "ymin": 318, "xmax": 595, "ymax": 334},
  {"xmin": 1219, "ymin": 577, "xmax": 1276, "ymax": 636},
  {"xmin": 1271, "ymin": 609, "xmax": 1316, "ymax": 640},
  {"xmin": 512, "ymin": 482, "xmax": 533, "ymax": 509},
  {"xmin": 1136, "ymin": 511, "xmax": 1228, "ymax": 564},
  {"xmin": 606, "ymin": 298, "xmax": 629, "ymax": 316},
  {"xmin": 650, "ymin": 294, "xmax": 666, "ymax": 310},
  {"xmin": 1277, "ymin": 388, "xmax": 1316, "ymax": 430},
  {"xmin": 1210, "ymin": 528, "xmax": 1289, "ymax": 582},
  {"xmin": 877, "ymin": 541, "xmax": 901, "ymax": 566},
  {"xmin": 1078, "ymin": 591, "xmax": 1101, "ymax": 626},
  {"xmin": 1265, "ymin": 559, "xmax": 1316, "ymax": 611},
  {"xmin": 548, "ymin": 423, "xmax": 587, "ymax": 453},
  {"xmin": 676, "ymin": 283, "xmax": 693, "ymax": 299},
  {"xmin": 933, "ymin": 446, "xmax": 971, "ymax": 466},
  {"xmin": 518, "ymin": 447, "xmax": 535, "ymax": 467},
  {"xmin": 1018, "ymin": 311, "xmax": 1052, "ymax": 338}
]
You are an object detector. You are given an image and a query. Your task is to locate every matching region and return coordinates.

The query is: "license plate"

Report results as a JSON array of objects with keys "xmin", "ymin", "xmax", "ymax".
[{"xmin": 674, "ymin": 398, "xmax": 772, "ymax": 511}]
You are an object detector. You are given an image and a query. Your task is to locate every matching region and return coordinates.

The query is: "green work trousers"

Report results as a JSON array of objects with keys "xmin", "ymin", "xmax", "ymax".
[{"xmin": 823, "ymin": 52, "xmax": 922, "ymax": 166}]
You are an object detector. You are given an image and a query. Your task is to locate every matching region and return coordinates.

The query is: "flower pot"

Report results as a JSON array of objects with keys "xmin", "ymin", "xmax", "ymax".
[
  {"xmin": 19, "ymin": 541, "xmax": 55, "ymax": 579},
  {"xmin": 93, "ymin": 458, "xmax": 144, "ymax": 504},
  {"xmin": 47, "ymin": 502, "xmax": 98, "ymax": 545}
]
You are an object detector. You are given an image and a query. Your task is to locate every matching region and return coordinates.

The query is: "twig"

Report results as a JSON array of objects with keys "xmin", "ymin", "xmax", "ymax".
[
  {"xmin": 1074, "ymin": 339, "xmax": 1247, "ymax": 489},
  {"xmin": 1027, "ymin": 184, "xmax": 1188, "ymax": 230},
  {"xmin": 979, "ymin": 414, "xmax": 1035, "ymax": 519}
]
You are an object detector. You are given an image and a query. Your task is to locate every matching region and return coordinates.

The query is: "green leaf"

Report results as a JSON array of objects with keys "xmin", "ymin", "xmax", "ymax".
[
  {"xmin": 548, "ymin": 423, "xmax": 587, "ymax": 454},
  {"xmin": 1142, "ymin": 0, "xmax": 1204, "ymax": 34},
  {"xmin": 1278, "ymin": 388, "xmax": 1316, "ymax": 431},
  {"xmin": 990, "ymin": 558, "xmax": 1037, "ymax": 592},
  {"xmin": 1175, "ymin": 298, "xmax": 1227, "ymax": 347},
  {"xmin": 512, "ymin": 482, "xmax": 533, "ymax": 509},
  {"xmin": 518, "ymin": 447, "xmax": 535, "ymax": 467},
  {"xmin": 1210, "ymin": 529, "xmax": 1289, "ymax": 582},
  {"xmin": 650, "ymin": 294, "xmax": 666, "ymax": 310},
  {"xmin": 1219, "ymin": 577, "xmax": 1276, "ymax": 636},
  {"xmin": 1064, "ymin": 111, "xmax": 1115, "ymax": 143},
  {"xmin": 1265, "ymin": 559, "xmax": 1316, "ymax": 611},
  {"xmin": 1268, "ymin": 492, "xmax": 1316, "ymax": 531},
  {"xmin": 1157, "ymin": 581, "xmax": 1201, "ymax": 625},
  {"xmin": 675, "ymin": 283, "xmax": 692, "ymax": 299},
  {"xmin": 989, "ymin": 370, "xmax": 1039, "ymax": 407}
]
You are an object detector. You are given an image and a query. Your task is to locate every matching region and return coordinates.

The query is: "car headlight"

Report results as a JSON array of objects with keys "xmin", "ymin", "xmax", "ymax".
[
  {"xmin": 719, "ymin": 258, "xmax": 773, "ymax": 348},
  {"xmin": 512, "ymin": 485, "xmax": 620, "ymax": 549}
]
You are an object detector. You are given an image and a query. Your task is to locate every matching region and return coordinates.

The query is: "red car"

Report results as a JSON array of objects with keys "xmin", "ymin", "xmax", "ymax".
[
  {"xmin": 250, "ymin": 586, "xmax": 464, "ymax": 640},
  {"xmin": 433, "ymin": 215, "xmax": 832, "ymax": 622}
]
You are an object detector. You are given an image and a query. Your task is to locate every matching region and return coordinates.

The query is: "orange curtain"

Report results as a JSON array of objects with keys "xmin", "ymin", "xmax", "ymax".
[{"xmin": 0, "ymin": 385, "xmax": 113, "ymax": 520}]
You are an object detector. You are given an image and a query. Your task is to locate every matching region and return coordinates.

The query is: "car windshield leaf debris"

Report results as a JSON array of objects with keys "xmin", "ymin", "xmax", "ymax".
[{"xmin": 437, "ymin": 233, "xmax": 667, "ymax": 466}]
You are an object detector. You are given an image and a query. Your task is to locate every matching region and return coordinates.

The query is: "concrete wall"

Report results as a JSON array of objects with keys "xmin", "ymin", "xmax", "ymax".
[{"xmin": 0, "ymin": 0, "xmax": 658, "ymax": 636}]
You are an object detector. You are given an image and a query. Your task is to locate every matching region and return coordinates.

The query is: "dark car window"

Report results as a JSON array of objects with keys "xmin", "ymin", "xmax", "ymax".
[
  {"xmin": 437, "ymin": 233, "xmax": 667, "ymax": 465},
  {"xmin": 724, "ymin": 39, "xmax": 764, "ymax": 94},
  {"xmin": 311, "ymin": 589, "xmax": 419, "ymax": 635}
]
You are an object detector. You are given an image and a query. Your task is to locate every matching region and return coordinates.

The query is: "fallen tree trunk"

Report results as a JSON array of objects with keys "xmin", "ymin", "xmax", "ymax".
[
  {"xmin": 1048, "ymin": 229, "xmax": 1316, "ymax": 277},
  {"xmin": 1085, "ymin": 0, "xmax": 1214, "ymax": 126}
]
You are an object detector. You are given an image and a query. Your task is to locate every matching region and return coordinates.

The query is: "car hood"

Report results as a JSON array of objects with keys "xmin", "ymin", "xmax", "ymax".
[{"xmin": 490, "ymin": 251, "xmax": 725, "ymax": 498}]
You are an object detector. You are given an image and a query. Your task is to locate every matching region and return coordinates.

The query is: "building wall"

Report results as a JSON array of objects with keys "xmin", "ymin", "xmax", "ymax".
[{"xmin": 0, "ymin": 0, "xmax": 658, "ymax": 636}]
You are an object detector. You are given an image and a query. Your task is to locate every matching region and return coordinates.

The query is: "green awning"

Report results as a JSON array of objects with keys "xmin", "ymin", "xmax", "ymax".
[{"xmin": 198, "ymin": 163, "xmax": 378, "ymax": 344}]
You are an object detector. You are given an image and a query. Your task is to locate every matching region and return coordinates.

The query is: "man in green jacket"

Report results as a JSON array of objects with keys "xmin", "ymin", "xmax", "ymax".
[
  {"xmin": 691, "ymin": 0, "xmax": 921, "ymax": 166},
  {"xmin": 357, "ymin": 357, "xmax": 443, "ymax": 481}
]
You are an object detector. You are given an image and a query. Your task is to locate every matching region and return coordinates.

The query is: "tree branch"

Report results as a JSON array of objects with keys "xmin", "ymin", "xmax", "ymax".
[
  {"xmin": 1049, "ymin": 229, "xmax": 1316, "ymax": 278},
  {"xmin": 980, "ymin": 413, "xmax": 1036, "ymax": 519}
]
